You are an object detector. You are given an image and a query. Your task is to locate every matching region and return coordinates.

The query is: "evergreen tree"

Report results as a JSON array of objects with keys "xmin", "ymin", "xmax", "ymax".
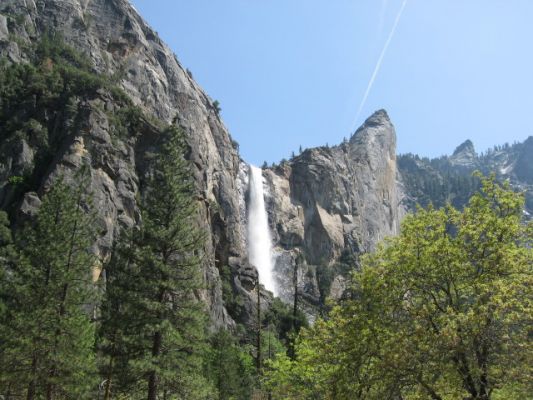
[
  {"xmin": 98, "ymin": 228, "xmax": 144, "ymax": 398},
  {"xmin": 213, "ymin": 100, "xmax": 221, "ymax": 116},
  {"xmin": 0, "ymin": 211, "xmax": 14, "ymax": 321},
  {"xmin": 98, "ymin": 125, "xmax": 210, "ymax": 399},
  {"xmin": 204, "ymin": 330, "xmax": 255, "ymax": 400},
  {"xmin": 0, "ymin": 171, "xmax": 98, "ymax": 399}
]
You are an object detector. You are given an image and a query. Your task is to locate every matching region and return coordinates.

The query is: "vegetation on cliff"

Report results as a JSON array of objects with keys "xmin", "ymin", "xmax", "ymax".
[{"xmin": 0, "ymin": 36, "xmax": 283, "ymax": 399}]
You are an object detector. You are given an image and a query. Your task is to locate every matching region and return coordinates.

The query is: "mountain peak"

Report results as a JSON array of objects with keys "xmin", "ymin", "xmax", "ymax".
[
  {"xmin": 347, "ymin": 109, "xmax": 396, "ymax": 162},
  {"xmin": 453, "ymin": 139, "xmax": 475, "ymax": 156},
  {"xmin": 449, "ymin": 139, "xmax": 478, "ymax": 169},
  {"xmin": 351, "ymin": 109, "xmax": 393, "ymax": 141},
  {"xmin": 362, "ymin": 109, "xmax": 391, "ymax": 128}
]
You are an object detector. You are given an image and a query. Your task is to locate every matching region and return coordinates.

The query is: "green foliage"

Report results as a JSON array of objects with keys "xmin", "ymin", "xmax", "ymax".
[
  {"xmin": 7, "ymin": 175, "xmax": 25, "ymax": 186},
  {"xmin": 0, "ymin": 211, "xmax": 14, "ymax": 320},
  {"xmin": 0, "ymin": 34, "xmax": 135, "ymax": 210},
  {"xmin": 266, "ymin": 175, "xmax": 533, "ymax": 399},
  {"xmin": 0, "ymin": 171, "xmax": 98, "ymax": 399},
  {"xmin": 315, "ymin": 264, "xmax": 334, "ymax": 305},
  {"xmin": 219, "ymin": 265, "xmax": 246, "ymax": 320},
  {"xmin": 398, "ymin": 154, "xmax": 481, "ymax": 209},
  {"xmin": 204, "ymin": 330, "xmax": 255, "ymax": 400},
  {"xmin": 35, "ymin": 32, "xmax": 92, "ymax": 70},
  {"xmin": 213, "ymin": 100, "xmax": 221, "ymax": 115},
  {"xmin": 260, "ymin": 328, "xmax": 287, "ymax": 368},
  {"xmin": 264, "ymin": 298, "xmax": 308, "ymax": 345},
  {"xmin": 98, "ymin": 125, "xmax": 211, "ymax": 399}
]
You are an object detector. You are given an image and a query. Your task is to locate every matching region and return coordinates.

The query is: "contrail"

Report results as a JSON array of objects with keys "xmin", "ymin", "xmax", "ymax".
[{"xmin": 351, "ymin": 0, "xmax": 407, "ymax": 132}]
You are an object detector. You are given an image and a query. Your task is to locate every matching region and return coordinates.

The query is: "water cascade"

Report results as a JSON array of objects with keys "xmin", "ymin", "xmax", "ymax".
[{"xmin": 247, "ymin": 165, "xmax": 277, "ymax": 295}]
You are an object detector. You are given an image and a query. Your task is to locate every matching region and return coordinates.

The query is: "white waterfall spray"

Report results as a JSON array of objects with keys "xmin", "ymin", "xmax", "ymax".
[{"xmin": 247, "ymin": 165, "xmax": 277, "ymax": 295}]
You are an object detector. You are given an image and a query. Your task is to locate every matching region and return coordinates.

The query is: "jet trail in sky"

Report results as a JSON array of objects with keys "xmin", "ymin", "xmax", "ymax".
[{"xmin": 351, "ymin": 0, "xmax": 407, "ymax": 132}]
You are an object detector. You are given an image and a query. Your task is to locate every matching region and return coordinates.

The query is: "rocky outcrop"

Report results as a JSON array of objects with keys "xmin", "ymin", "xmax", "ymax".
[
  {"xmin": 0, "ymin": 0, "xmax": 245, "ymax": 328},
  {"xmin": 7, "ymin": 0, "xmax": 527, "ymax": 328},
  {"xmin": 263, "ymin": 110, "xmax": 405, "ymax": 310},
  {"xmin": 450, "ymin": 139, "xmax": 478, "ymax": 170},
  {"xmin": 515, "ymin": 137, "xmax": 533, "ymax": 185}
]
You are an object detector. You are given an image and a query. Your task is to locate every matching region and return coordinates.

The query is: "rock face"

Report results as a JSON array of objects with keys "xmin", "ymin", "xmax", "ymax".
[
  {"xmin": 449, "ymin": 139, "xmax": 478, "ymax": 170},
  {"xmin": 0, "ymin": 0, "xmax": 410, "ymax": 326},
  {"xmin": 0, "ymin": 0, "xmax": 245, "ymax": 328},
  {"xmin": 3, "ymin": 0, "xmax": 530, "ymax": 327},
  {"xmin": 263, "ymin": 110, "xmax": 405, "ymax": 310},
  {"xmin": 515, "ymin": 137, "xmax": 533, "ymax": 185}
]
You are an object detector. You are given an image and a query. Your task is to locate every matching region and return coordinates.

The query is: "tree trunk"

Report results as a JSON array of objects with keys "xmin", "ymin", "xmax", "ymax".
[
  {"xmin": 45, "ymin": 380, "xmax": 54, "ymax": 400},
  {"xmin": 288, "ymin": 259, "xmax": 298, "ymax": 359},
  {"xmin": 45, "ymin": 193, "xmax": 80, "ymax": 400},
  {"xmin": 26, "ymin": 381, "xmax": 35, "ymax": 400},
  {"xmin": 148, "ymin": 330, "xmax": 162, "ymax": 400},
  {"xmin": 103, "ymin": 357, "xmax": 114, "ymax": 400},
  {"xmin": 292, "ymin": 261, "xmax": 298, "ymax": 326},
  {"xmin": 26, "ymin": 355, "xmax": 36, "ymax": 400},
  {"xmin": 256, "ymin": 287, "xmax": 261, "ymax": 373}
]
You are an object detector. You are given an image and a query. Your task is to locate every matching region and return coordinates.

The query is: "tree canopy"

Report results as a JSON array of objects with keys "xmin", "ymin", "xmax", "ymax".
[{"xmin": 266, "ymin": 175, "xmax": 532, "ymax": 400}]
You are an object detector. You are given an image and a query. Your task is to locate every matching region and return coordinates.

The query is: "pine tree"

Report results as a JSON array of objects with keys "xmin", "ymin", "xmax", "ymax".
[
  {"xmin": 204, "ymin": 330, "xmax": 255, "ymax": 400},
  {"xmin": 98, "ymin": 125, "xmax": 210, "ymax": 399},
  {"xmin": 0, "ymin": 170, "xmax": 98, "ymax": 399},
  {"xmin": 98, "ymin": 228, "xmax": 144, "ymax": 398},
  {"xmin": 0, "ymin": 211, "xmax": 14, "ymax": 321},
  {"xmin": 256, "ymin": 286, "xmax": 262, "ymax": 374},
  {"xmin": 0, "ymin": 211, "xmax": 16, "ymax": 398}
]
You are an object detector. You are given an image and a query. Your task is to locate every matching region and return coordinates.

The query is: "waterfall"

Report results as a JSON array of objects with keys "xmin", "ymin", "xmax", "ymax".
[{"xmin": 247, "ymin": 165, "xmax": 277, "ymax": 295}]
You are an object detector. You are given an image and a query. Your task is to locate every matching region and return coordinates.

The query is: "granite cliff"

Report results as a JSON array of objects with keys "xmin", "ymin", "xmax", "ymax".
[
  {"xmin": 1, "ymin": 0, "xmax": 531, "ymax": 328},
  {"xmin": 262, "ymin": 110, "xmax": 405, "ymax": 312},
  {"xmin": 1, "ymin": 0, "xmax": 244, "ymax": 328}
]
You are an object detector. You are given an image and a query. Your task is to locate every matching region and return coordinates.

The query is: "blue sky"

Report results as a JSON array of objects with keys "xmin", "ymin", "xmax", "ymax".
[{"xmin": 130, "ymin": 0, "xmax": 533, "ymax": 165}]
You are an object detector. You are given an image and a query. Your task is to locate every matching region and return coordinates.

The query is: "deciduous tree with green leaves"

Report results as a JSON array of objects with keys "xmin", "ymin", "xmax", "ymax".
[{"xmin": 266, "ymin": 174, "xmax": 532, "ymax": 399}]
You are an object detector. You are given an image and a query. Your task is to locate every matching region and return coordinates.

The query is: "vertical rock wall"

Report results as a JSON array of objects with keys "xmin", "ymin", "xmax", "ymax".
[
  {"xmin": 0, "ymin": 0, "xmax": 408, "ymax": 326},
  {"xmin": 264, "ymin": 110, "xmax": 406, "ymax": 311}
]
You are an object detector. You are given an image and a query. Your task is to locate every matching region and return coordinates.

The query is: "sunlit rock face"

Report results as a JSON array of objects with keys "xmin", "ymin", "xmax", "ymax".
[
  {"xmin": 449, "ymin": 139, "xmax": 478, "ymax": 170},
  {"xmin": 263, "ymin": 110, "xmax": 406, "ymax": 314},
  {"xmin": 0, "ymin": 0, "xmax": 244, "ymax": 329},
  {"xmin": 6, "ymin": 0, "xmax": 529, "ymax": 328},
  {"xmin": 0, "ymin": 0, "xmax": 409, "ymax": 326}
]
